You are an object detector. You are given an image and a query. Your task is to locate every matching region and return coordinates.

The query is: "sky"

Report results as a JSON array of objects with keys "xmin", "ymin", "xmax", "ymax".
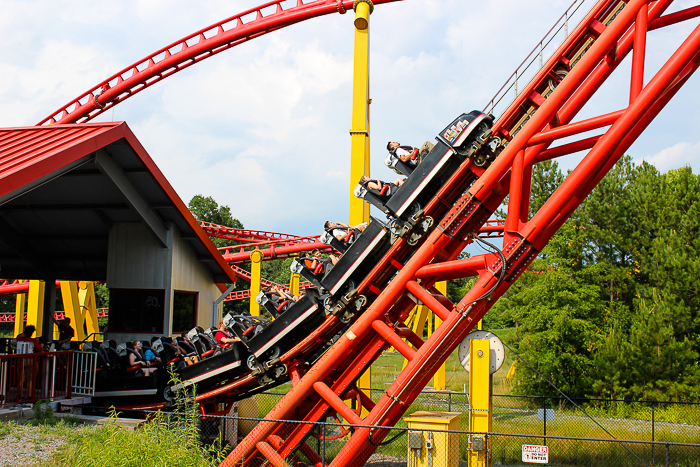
[{"xmin": 1, "ymin": 0, "xmax": 699, "ymax": 237}]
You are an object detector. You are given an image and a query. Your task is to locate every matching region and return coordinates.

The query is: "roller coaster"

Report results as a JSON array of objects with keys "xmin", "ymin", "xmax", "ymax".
[{"xmin": 2, "ymin": 0, "xmax": 700, "ymax": 465}]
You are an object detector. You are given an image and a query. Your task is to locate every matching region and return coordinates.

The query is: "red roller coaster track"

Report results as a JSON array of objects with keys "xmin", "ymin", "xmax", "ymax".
[
  {"xmin": 219, "ymin": 1, "xmax": 700, "ymax": 466},
  {"xmin": 9, "ymin": 0, "xmax": 700, "ymax": 465},
  {"xmin": 37, "ymin": 0, "xmax": 402, "ymax": 126}
]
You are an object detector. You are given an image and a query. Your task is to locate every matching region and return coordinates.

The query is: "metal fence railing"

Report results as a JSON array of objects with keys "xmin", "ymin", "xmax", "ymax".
[
  {"xmin": 482, "ymin": 0, "xmax": 592, "ymax": 119},
  {"xmin": 252, "ymin": 390, "xmax": 700, "ymax": 451},
  {"xmin": 0, "ymin": 351, "xmax": 73, "ymax": 406},
  {"xmin": 85, "ymin": 406, "xmax": 698, "ymax": 467},
  {"xmin": 71, "ymin": 351, "xmax": 97, "ymax": 397},
  {"xmin": 81, "ymin": 388, "xmax": 700, "ymax": 467}
]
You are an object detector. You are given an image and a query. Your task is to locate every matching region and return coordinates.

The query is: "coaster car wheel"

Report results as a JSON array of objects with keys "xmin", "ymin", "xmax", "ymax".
[{"xmin": 247, "ymin": 354, "xmax": 259, "ymax": 371}]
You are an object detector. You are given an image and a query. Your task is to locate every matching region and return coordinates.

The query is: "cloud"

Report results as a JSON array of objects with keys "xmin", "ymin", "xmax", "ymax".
[
  {"xmin": 637, "ymin": 141, "xmax": 700, "ymax": 173},
  {"xmin": 2, "ymin": 0, "xmax": 699, "ymax": 234}
]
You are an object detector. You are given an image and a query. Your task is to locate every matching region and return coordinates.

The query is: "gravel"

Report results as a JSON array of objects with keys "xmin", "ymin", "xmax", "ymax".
[{"xmin": 0, "ymin": 424, "xmax": 67, "ymax": 467}]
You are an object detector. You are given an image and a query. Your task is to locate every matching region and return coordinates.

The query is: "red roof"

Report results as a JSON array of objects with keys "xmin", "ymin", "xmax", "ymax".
[{"xmin": 0, "ymin": 122, "xmax": 236, "ymax": 285}]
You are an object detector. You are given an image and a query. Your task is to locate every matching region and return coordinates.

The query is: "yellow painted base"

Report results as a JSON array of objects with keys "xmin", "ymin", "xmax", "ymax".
[
  {"xmin": 404, "ymin": 411, "xmax": 461, "ymax": 467},
  {"xmin": 469, "ymin": 339, "xmax": 492, "ymax": 467}
]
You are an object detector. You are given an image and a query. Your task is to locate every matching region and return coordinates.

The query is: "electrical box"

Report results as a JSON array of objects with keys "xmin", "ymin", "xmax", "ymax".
[
  {"xmin": 404, "ymin": 411, "xmax": 461, "ymax": 467},
  {"xmin": 472, "ymin": 435, "xmax": 485, "ymax": 451},
  {"xmin": 408, "ymin": 431, "xmax": 423, "ymax": 449}
]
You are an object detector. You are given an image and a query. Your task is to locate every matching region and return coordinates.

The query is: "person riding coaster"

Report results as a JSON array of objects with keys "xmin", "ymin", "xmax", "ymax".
[
  {"xmin": 321, "ymin": 221, "xmax": 367, "ymax": 255},
  {"xmin": 291, "ymin": 217, "xmax": 391, "ymax": 320},
  {"xmin": 257, "ymin": 285, "xmax": 299, "ymax": 317},
  {"xmin": 385, "ymin": 140, "xmax": 435, "ymax": 176},
  {"xmin": 357, "ymin": 111, "xmax": 495, "ymax": 244}
]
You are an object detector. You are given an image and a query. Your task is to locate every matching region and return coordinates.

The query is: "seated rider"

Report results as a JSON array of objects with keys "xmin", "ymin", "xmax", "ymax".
[
  {"xmin": 358, "ymin": 175, "xmax": 405, "ymax": 198},
  {"xmin": 324, "ymin": 221, "xmax": 367, "ymax": 242},
  {"xmin": 387, "ymin": 141, "xmax": 435, "ymax": 166},
  {"xmin": 262, "ymin": 285, "xmax": 299, "ymax": 313},
  {"xmin": 144, "ymin": 337, "xmax": 162, "ymax": 364},
  {"xmin": 306, "ymin": 249, "xmax": 339, "ymax": 275},
  {"xmin": 214, "ymin": 320, "xmax": 241, "ymax": 347},
  {"xmin": 129, "ymin": 341, "xmax": 157, "ymax": 376}
]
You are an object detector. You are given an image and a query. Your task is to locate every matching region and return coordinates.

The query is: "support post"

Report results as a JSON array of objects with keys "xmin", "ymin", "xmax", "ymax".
[
  {"xmin": 631, "ymin": 3, "xmax": 648, "ymax": 103},
  {"xmin": 60, "ymin": 281, "xmax": 85, "ymax": 341},
  {"xmin": 289, "ymin": 272, "xmax": 300, "ymax": 296},
  {"xmin": 349, "ymin": 0, "xmax": 373, "ymax": 403},
  {"xmin": 432, "ymin": 281, "xmax": 447, "ymax": 390},
  {"xmin": 469, "ymin": 338, "xmax": 491, "ymax": 467},
  {"xmin": 26, "ymin": 280, "xmax": 46, "ymax": 337},
  {"xmin": 250, "ymin": 249, "xmax": 263, "ymax": 317},
  {"xmin": 14, "ymin": 284, "xmax": 26, "ymax": 338},
  {"xmin": 78, "ymin": 282, "xmax": 100, "ymax": 339}
]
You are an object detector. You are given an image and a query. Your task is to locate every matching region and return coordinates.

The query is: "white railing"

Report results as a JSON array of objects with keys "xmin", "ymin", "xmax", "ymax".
[
  {"xmin": 71, "ymin": 351, "xmax": 97, "ymax": 397},
  {"xmin": 483, "ymin": 0, "xmax": 591, "ymax": 118}
]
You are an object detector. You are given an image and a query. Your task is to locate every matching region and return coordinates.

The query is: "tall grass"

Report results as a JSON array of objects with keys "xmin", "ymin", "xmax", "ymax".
[{"xmin": 47, "ymin": 372, "xmax": 226, "ymax": 467}]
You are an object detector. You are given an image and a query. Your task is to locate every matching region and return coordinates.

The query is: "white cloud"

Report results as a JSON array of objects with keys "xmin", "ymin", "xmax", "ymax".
[
  {"xmin": 637, "ymin": 141, "xmax": 700, "ymax": 173},
  {"xmin": 1, "ymin": 0, "xmax": 699, "ymax": 234}
]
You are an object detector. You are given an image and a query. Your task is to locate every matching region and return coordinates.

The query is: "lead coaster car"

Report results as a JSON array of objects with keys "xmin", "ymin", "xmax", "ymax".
[{"xmin": 363, "ymin": 111, "xmax": 493, "ymax": 222}]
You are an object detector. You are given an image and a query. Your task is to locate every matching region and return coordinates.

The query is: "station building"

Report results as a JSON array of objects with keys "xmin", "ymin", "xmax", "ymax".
[{"xmin": 0, "ymin": 122, "xmax": 237, "ymax": 343}]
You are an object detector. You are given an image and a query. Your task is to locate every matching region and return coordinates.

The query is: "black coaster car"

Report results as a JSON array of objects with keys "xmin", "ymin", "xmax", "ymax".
[
  {"xmin": 290, "ymin": 218, "xmax": 390, "ymax": 317},
  {"xmin": 362, "ymin": 111, "xmax": 492, "ymax": 220}
]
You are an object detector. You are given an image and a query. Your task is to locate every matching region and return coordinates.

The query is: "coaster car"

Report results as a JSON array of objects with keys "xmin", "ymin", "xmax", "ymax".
[
  {"xmin": 290, "ymin": 217, "xmax": 390, "ymax": 319},
  {"xmin": 230, "ymin": 289, "xmax": 324, "ymax": 384}
]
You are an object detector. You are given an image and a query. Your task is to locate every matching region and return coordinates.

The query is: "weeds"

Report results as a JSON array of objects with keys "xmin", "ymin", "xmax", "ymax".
[{"xmin": 47, "ymin": 369, "xmax": 226, "ymax": 466}]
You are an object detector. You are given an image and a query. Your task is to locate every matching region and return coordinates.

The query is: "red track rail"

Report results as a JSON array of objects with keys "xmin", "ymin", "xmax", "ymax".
[
  {"xmin": 0, "ymin": 309, "xmax": 109, "ymax": 323},
  {"xmin": 222, "ymin": 1, "xmax": 700, "ymax": 466},
  {"xmin": 37, "ymin": 0, "xmax": 402, "ymax": 126}
]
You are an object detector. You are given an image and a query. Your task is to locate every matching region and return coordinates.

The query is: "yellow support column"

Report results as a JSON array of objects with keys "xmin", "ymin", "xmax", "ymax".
[
  {"xmin": 348, "ymin": 0, "xmax": 373, "ymax": 226},
  {"xmin": 469, "ymin": 339, "xmax": 492, "ymax": 467},
  {"xmin": 249, "ymin": 250, "xmax": 263, "ymax": 317},
  {"xmin": 78, "ymin": 282, "xmax": 100, "ymax": 339},
  {"xmin": 60, "ymin": 281, "xmax": 85, "ymax": 341},
  {"xmin": 350, "ymin": 0, "xmax": 373, "ymax": 401},
  {"xmin": 26, "ymin": 280, "xmax": 46, "ymax": 337},
  {"xmin": 289, "ymin": 272, "xmax": 300, "ymax": 296},
  {"xmin": 14, "ymin": 283, "xmax": 26, "ymax": 338},
  {"xmin": 432, "ymin": 281, "xmax": 447, "ymax": 390}
]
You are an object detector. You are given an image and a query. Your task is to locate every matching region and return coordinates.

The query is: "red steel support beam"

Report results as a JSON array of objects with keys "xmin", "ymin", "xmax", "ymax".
[{"xmin": 631, "ymin": 4, "xmax": 648, "ymax": 102}]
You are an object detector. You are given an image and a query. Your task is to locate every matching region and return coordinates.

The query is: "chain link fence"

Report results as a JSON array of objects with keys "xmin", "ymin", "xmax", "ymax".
[
  {"xmin": 76, "ymin": 390, "xmax": 700, "ymax": 466},
  {"xmin": 193, "ymin": 413, "xmax": 700, "ymax": 467}
]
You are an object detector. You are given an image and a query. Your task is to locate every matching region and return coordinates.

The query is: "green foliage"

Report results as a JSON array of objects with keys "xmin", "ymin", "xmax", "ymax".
[
  {"xmin": 498, "ymin": 158, "xmax": 700, "ymax": 401},
  {"xmin": 31, "ymin": 400, "xmax": 58, "ymax": 426},
  {"xmin": 54, "ymin": 371, "xmax": 226, "ymax": 466},
  {"xmin": 188, "ymin": 194, "xmax": 243, "ymax": 249}
]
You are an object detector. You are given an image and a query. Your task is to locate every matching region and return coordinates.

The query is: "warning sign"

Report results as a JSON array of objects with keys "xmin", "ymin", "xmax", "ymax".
[{"xmin": 522, "ymin": 444, "xmax": 549, "ymax": 463}]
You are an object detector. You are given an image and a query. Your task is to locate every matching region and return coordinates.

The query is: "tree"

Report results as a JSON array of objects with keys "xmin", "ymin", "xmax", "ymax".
[{"xmin": 188, "ymin": 195, "xmax": 244, "ymax": 249}]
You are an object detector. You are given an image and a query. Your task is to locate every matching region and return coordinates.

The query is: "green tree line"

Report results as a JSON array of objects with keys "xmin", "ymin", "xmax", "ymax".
[{"xmin": 483, "ymin": 157, "xmax": 700, "ymax": 401}]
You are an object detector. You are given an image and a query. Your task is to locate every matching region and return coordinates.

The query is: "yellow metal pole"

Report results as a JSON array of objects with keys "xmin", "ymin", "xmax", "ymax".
[
  {"xmin": 469, "ymin": 339, "xmax": 492, "ymax": 467},
  {"xmin": 26, "ymin": 280, "xmax": 46, "ymax": 337},
  {"xmin": 348, "ymin": 0, "xmax": 372, "ymax": 227},
  {"xmin": 350, "ymin": 0, "xmax": 373, "ymax": 400},
  {"xmin": 78, "ymin": 282, "xmax": 100, "ymax": 339},
  {"xmin": 432, "ymin": 281, "xmax": 447, "ymax": 390},
  {"xmin": 250, "ymin": 249, "xmax": 263, "ymax": 317},
  {"xmin": 289, "ymin": 272, "xmax": 300, "ymax": 296},
  {"xmin": 14, "ymin": 283, "xmax": 26, "ymax": 338},
  {"xmin": 60, "ymin": 281, "xmax": 85, "ymax": 341}
]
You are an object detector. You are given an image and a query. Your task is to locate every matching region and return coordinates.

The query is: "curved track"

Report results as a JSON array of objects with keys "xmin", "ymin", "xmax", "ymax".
[{"xmin": 37, "ymin": 0, "xmax": 402, "ymax": 126}]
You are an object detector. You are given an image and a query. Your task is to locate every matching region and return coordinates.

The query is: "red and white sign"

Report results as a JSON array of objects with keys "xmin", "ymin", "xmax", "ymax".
[{"xmin": 522, "ymin": 444, "xmax": 549, "ymax": 463}]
